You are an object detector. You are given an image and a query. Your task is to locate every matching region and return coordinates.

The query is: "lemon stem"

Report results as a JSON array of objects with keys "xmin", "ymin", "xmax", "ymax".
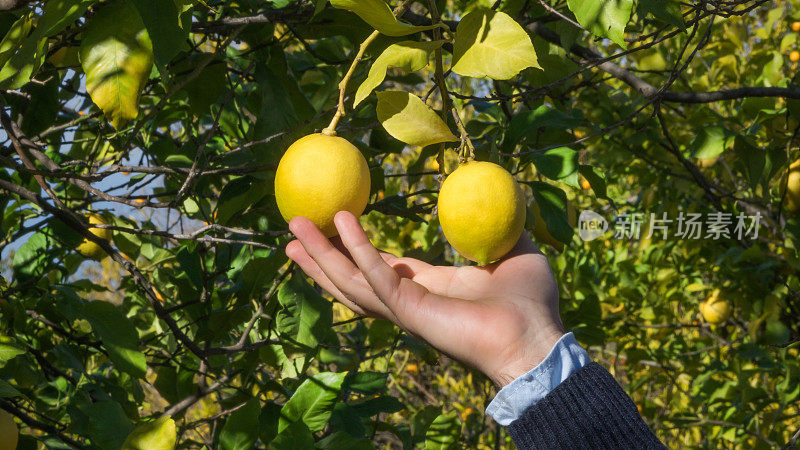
[
  {"xmin": 322, "ymin": 0, "xmax": 417, "ymax": 136},
  {"xmin": 426, "ymin": 0, "xmax": 475, "ymax": 162}
]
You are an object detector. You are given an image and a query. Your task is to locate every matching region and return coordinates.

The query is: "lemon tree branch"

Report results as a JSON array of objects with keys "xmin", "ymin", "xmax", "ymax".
[
  {"xmin": 425, "ymin": 0, "xmax": 474, "ymax": 161},
  {"xmin": 322, "ymin": 0, "xmax": 417, "ymax": 136}
]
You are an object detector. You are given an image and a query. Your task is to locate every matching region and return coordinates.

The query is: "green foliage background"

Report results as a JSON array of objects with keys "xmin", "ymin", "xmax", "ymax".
[{"xmin": 0, "ymin": 0, "xmax": 799, "ymax": 448}]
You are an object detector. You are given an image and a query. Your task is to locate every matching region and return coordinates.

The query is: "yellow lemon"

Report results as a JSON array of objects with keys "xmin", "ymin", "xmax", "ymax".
[
  {"xmin": 121, "ymin": 416, "xmax": 176, "ymax": 450},
  {"xmin": 275, "ymin": 134, "xmax": 371, "ymax": 237},
  {"xmin": 697, "ymin": 157, "xmax": 718, "ymax": 168},
  {"xmin": 700, "ymin": 289, "xmax": 732, "ymax": 324},
  {"xmin": 437, "ymin": 161, "xmax": 525, "ymax": 265},
  {"xmin": 782, "ymin": 159, "xmax": 800, "ymax": 212},
  {"xmin": 77, "ymin": 213, "xmax": 110, "ymax": 260},
  {"xmin": 0, "ymin": 409, "xmax": 18, "ymax": 450}
]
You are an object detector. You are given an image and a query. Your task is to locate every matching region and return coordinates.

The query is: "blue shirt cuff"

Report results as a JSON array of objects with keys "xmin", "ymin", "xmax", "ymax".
[{"xmin": 485, "ymin": 332, "xmax": 590, "ymax": 426}]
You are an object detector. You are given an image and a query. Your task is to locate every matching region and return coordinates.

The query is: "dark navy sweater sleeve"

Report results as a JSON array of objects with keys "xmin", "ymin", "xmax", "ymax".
[{"xmin": 506, "ymin": 362, "xmax": 666, "ymax": 449}]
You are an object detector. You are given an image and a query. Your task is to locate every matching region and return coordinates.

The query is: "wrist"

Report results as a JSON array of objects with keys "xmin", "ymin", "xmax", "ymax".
[{"xmin": 490, "ymin": 326, "xmax": 566, "ymax": 388}]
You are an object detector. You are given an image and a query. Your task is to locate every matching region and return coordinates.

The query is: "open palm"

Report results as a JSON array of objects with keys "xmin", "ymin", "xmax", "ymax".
[{"xmin": 286, "ymin": 211, "xmax": 566, "ymax": 387}]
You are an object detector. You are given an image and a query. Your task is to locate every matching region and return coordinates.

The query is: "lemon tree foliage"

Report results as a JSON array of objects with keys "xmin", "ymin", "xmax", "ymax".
[
  {"xmin": 79, "ymin": 0, "xmax": 154, "ymax": 130},
  {"xmin": 0, "ymin": 0, "xmax": 800, "ymax": 448},
  {"xmin": 376, "ymin": 91, "xmax": 458, "ymax": 147},
  {"xmin": 451, "ymin": 9, "xmax": 539, "ymax": 79},
  {"xmin": 354, "ymin": 40, "xmax": 444, "ymax": 107}
]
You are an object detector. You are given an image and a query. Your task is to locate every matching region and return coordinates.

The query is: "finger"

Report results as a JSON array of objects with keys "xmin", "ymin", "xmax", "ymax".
[
  {"xmin": 334, "ymin": 211, "xmax": 449, "ymax": 330},
  {"xmin": 386, "ymin": 256, "xmax": 433, "ymax": 275},
  {"xmin": 334, "ymin": 211, "xmax": 490, "ymax": 354},
  {"xmin": 333, "ymin": 236, "xmax": 404, "ymax": 267},
  {"xmin": 285, "ymin": 240, "xmax": 367, "ymax": 315},
  {"xmin": 288, "ymin": 217, "xmax": 394, "ymax": 318}
]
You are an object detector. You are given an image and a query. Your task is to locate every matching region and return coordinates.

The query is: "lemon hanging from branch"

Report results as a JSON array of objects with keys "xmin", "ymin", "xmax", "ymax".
[
  {"xmin": 437, "ymin": 161, "xmax": 526, "ymax": 265},
  {"xmin": 275, "ymin": 134, "xmax": 371, "ymax": 237},
  {"xmin": 77, "ymin": 213, "xmax": 111, "ymax": 260}
]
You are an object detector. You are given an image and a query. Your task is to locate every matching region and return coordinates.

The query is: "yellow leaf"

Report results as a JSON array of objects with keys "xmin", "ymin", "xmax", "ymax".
[
  {"xmin": 79, "ymin": 0, "xmax": 154, "ymax": 130},
  {"xmin": 452, "ymin": 9, "xmax": 539, "ymax": 80},
  {"xmin": 376, "ymin": 91, "xmax": 458, "ymax": 148},
  {"xmin": 121, "ymin": 416, "xmax": 176, "ymax": 450}
]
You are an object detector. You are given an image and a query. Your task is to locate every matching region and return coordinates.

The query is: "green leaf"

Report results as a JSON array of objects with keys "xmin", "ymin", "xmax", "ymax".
[
  {"xmin": 179, "ymin": 55, "xmax": 227, "ymax": 117},
  {"xmin": 412, "ymin": 406, "xmax": 442, "ymax": 444},
  {"xmin": 566, "ymin": 0, "xmax": 633, "ymax": 48},
  {"xmin": 0, "ymin": 343, "xmax": 25, "ymax": 363},
  {"xmin": 279, "ymin": 372, "xmax": 346, "ymax": 433},
  {"xmin": 578, "ymin": 165, "xmax": 608, "ymax": 199},
  {"xmin": 354, "ymin": 40, "xmax": 443, "ymax": 107},
  {"xmin": 276, "ymin": 273, "xmax": 333, "ymax": 351},
  {"xmin": 316, "ymin": 431, "xmax": 373, "ymax": 450},
  {"xmin": 503, "ymin": 105, "xmax": 583, "ymax": 151},
  {"xmin": 0, "ymin": 30, "xmax": 46, "ymax": 89},
  {"xmin": 0, "ymin": 15, "xmax": 32, "ymax": 69},
  {"xmin": 314, "ymin": 0, "xmax": 328, "ymax": 15},
  {"xmin": 344, "ymin": 371, "xmax": 388, "ymax": 395},
  {"xmin": 269, "ymin": 421, "xmax": 315, "ymax": 450},
  {"xmin": 0, "ymin": 379, "xmax": 22, "ymax": 398},
  {"xmin": 760, "ymin": 320, "xmax": 791, "ymax": 346},
  {"xmin": 38, "ymin": 0, "xmax": 96, "ymax": 37},
  {"xmin": 329, "ymin": 0, "xmax": 446, "ymax": 36},
  {"xmin": 691, "ymin": 125, "xmax": 733, "ymax": 159},
  {"xmin": 259, "ymin": 402, "xmax": 282, "ymax": 445},
  {"xmin": 220, "ymin": 399, "xmax": 261, "ymax": 450},
  {"xmin": 329, "ymin": 402, "xmax": 366, "ymax": 437},
  {"xmin": 176, "ymin": 247, "xmax": 203, "ymax": 289},
  {"xmin": 216, "ymin": 176, "xmax": 271, "ymax": 225},
  {"xmin": 130, "ymin": 0, "xmax": 189, "ymax": 68},
  {"xmin": 86, "ymin": 400, "xmax": 134, "ymax": 450},
  {"xmin": 83, "ymin": 301, "xmax": 147, "ymax": 378},
  {"xmin": 424, "ymin": 412, "xmax": 459, "ymax": 450},
  {"xmin": 528, "ymin": 181, "xmax": 574, "ymax": 244},
  {"xmin": 12, "ymin": 231, "xmax": 51, "ymax": 278},
  {"xmin": 451, "ymin": 9, "xmax": 539, "ymax": 80},
  {"xmin": 0, "ymin": 343, "xmax": 24, "ymax": 363},
  {"xmin": 351, "ymin": 395, "xmax": 404, "ymax": 416},
  {"xmin": 733, "ymin": 135, "xmax": 765, "ymax": 187},
  {"xmin": 0, "ymin": 0, "xmax": 94, "ymax": 88},
  {"xmin": 121, "ymin": 416, "xmax": 176, "ymax": 450},
  {"xmin": 376, "ymin": 91, "xmax": 457, "ymax": 148},
  {"xmin": 529, "ymin": 147, "xmax": 579, "ymax": 184},
  {"xmin": 79, "ymin": 0, "xmax": 154, "ymax": 129},
  {"xmin": 239, "ymin": 253, "xmax": 286, "ymax": 301},
  {"xmin": 638, "ymin": 0, "xmax": 684, "ymax": 29}
]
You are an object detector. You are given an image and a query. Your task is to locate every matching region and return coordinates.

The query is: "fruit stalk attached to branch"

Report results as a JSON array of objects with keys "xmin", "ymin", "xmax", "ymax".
[
  {"xmin": 322, "ymin": 0, "xmax": 417, "ymax": 136},
  {"xmin": 427, "ymin": 0, "xmax": 449, "ymax": 174},
  {"xmin": 425, "ymin": 0, "xmax": 475, "ymax": 161}
]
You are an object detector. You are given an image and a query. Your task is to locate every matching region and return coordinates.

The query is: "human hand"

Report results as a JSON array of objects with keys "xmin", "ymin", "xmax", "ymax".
[{"xmin": 285, "ymin": 211, "xmax": 566, "ymax": 388}]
